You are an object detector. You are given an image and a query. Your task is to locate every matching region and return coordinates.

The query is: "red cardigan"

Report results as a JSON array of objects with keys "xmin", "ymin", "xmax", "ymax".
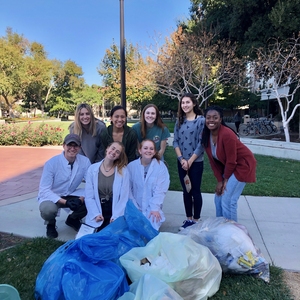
[{"xmin": 205, "ymin": 125, "xmax": 257, "ymax": 183}]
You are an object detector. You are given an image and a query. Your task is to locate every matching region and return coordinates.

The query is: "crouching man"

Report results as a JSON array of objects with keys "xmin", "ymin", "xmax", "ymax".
[{"xmin": 38, "ymin": 133, "xmax": 91, "ymax": 238}]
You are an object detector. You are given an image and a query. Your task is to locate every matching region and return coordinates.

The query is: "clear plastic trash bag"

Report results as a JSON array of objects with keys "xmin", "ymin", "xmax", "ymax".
[
  {"xmin": 118, "ymin": 274, "xmax": 184, "ymax": 300},
  {"xmin": 179, "ymin": 217, "xmax": 270, "ymax": 282},
  {"xmin": 120, "ymin": 232, "xmax": 222, "ymax": 300}
]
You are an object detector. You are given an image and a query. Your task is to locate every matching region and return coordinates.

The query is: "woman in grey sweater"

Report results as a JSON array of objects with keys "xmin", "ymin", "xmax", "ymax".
[{"xmin": 69, "ymin": 103, "xmax": 106, "ymax": 163}]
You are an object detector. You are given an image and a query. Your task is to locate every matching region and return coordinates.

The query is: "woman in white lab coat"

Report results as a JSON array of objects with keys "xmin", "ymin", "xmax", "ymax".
[
  {"xmin": 85, "ymin": 141, "xmax": 129, "ymax": 230},
  {"xmin": 127, "ymin": 139, "xmax": 170, "ymax": 230}
]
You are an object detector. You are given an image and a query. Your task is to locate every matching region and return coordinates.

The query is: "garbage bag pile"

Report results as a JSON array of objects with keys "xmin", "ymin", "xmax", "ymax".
[
  {"xmin": 120, "ymin": 232, "xmax": 222, "ymax": 300},
  {"xmin": 35, "ymin": 201, "xmax": 158, "ymax": 300},
  {"xmin": 179, "ymin": 217, "xmax": 270, "ymax": 283}
]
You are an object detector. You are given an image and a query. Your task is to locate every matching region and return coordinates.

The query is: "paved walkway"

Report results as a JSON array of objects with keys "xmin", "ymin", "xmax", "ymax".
[{"xmin": 0, "ymin": 146, "xmax": 299, "ymax": 273}]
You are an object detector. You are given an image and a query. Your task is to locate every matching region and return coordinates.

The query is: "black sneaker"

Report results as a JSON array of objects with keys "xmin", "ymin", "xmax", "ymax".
[
  {"xmin": 46, "ymin": 223, "xmax": 58, "ymax": 238},
  {"xmin": 65, "ymin": 215, "xmax": 81, "ymax": 232},
  {"xmin": 179, "ymin": 220, "xmax": 196, "ymax": 231}
]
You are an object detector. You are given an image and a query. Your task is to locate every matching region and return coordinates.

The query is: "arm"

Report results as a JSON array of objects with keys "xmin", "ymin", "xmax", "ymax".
[
  {"xmin": 149, "ymin": 162, "xmax": 170, "ymax": 212},
  {"xmin": 85, "ymin": 164, "xmax": 103, "ymax": 222},
  {"xmin": 111, "ymin": 167, "xmax": 130, "ymax": 221}
]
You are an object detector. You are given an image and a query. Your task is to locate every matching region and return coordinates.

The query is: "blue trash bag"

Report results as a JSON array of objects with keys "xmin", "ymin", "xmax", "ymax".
[
  {"xmin": 35, "ymin": 200, "xmax": 159, "ymax": 300},
  {"xmin": 124, "ymin": 200, "xmax": 159, "ymax": 242},
  {"xmin": 35, "ymin": 240, "xmax": 86, "ymax": 300},
  {"xmin": 61, "ymin": 259, "xmax": 128, "ymax": 300}
]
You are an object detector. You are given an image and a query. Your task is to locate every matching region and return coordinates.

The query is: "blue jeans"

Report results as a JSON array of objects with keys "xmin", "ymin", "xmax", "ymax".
[
  {"xmin": 214, "ymin": 173, "xmax": 246, "ymax": 222},
  {"xmin": 177, "ymin": 160, "xmax": 203, "ymax": 219}
]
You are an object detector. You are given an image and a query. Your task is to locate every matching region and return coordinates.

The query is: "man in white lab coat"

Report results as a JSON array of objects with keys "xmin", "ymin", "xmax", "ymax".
[{"xmin": 38, "ymin": 133, "xmax": 91, "ymax": 238}]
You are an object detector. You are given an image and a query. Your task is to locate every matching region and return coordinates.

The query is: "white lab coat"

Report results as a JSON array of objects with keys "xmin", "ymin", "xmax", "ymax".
[
  {"xmin": 127, "ymin": 158, "xmax": 170, "ymax": 230},
  {"xmin": 84, "ymin": 160, "xmax": 130, "ymax": 228},
  {"xmin": 37, "ymin": 152, "xmax": 91, "ymax": 204}
]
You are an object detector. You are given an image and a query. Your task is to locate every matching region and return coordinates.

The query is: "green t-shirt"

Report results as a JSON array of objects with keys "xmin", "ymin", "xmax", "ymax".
[{"xmin": 132, "ymin": 122, "xmax": 171, "ymax": 152}]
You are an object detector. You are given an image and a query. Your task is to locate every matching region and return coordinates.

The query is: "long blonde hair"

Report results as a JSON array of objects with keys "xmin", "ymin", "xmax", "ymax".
[
  {"xmin": 106, "ymin": 141, "xmax": 128, "ymax": 174},
  {"xmin": 73, "ymin": 103, "xmax": 97, "ymax": 137}
]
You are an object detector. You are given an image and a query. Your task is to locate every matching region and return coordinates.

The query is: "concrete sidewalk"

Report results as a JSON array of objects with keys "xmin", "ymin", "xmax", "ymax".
[
  {"xmin": 0, "ymin": 189, "xmax": 299, "ymax": 272},
  {"xmin": 0, "ymin": 146, "xmax": 299, "ymax": 272}
]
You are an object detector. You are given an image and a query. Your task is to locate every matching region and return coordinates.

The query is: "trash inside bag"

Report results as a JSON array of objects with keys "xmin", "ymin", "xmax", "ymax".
[
  {"xmin": 120, "ymin": 232, "xmax": 222, "ymax": 300},
  {"xmin": 61, "ymin": 259, "xmax": 128, "ymax": 300},
  {"xmin": 179, "ymin": 217, "xmax": 270, "ymax": 282},
  {"xmin": 118, "ymin": 274, "xmax": 184, "ymax": 300},
  {"xmin": 35, "ymin": 200, "xmax": 158, "ymax": 300}
]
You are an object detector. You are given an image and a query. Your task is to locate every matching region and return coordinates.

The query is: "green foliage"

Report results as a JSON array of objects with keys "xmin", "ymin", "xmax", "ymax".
[{"xmin": 0, "ymin": 122, "xmax": 64, "ymax": 146}]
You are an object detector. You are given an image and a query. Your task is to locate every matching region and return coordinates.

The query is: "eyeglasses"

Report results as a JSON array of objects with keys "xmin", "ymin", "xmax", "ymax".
[{"xmin": 66, "ymin": 143, "xmax": 80, "ymax": 149}]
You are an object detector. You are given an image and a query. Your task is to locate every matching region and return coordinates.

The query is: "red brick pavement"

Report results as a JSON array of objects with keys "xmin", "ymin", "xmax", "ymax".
[{"xmin": 0, "ymin": 146, "xmax": 62, "ymax": 201}]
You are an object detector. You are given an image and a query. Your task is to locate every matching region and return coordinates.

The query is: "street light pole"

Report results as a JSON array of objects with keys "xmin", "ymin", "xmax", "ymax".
[{"xmin": 120, "ymin": 0, "xmax": 126, "ymax": 109}]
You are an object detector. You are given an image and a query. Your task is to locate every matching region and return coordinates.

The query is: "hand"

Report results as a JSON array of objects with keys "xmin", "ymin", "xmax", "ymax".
[
  {"xmin": 149, "ymin": 211, "xmax": 161, "ymax": 222},
  {"xmin": 215, "ymin": 181, "xmax": 224, "ymax": 196},
  {"xmin": 95, "ymin": 215, "xmax": 104, "ymax": 222},
  {"xmin": 65, "ymin": 197, "xmax": 83, "ymax": 211},
  {"xmin": 181, "ymin": 159, "xmax": 189, "ymax": 171}
]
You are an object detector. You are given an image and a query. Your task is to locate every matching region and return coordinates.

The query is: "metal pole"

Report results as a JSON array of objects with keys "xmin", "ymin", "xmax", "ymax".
[{"xmin": 120, "ymin": 0, "xmax": 126, "ymax": 109}]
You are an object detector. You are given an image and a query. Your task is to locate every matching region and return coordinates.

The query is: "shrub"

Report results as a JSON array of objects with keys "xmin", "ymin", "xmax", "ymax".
[{"xmin": 0, "ymin": 122, "xmax": 63, "ymax": 146}]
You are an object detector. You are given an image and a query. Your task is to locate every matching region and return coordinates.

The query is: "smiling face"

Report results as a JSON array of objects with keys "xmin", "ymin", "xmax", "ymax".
[
  {"xmin": 106, "ymin": 142, "xmax": 123, "ymax": 161},
  {"xmin": 181, "ymin": 96, "xmax": 195, "ymax": 114},
  {"xmin": 79, "ymin": 107, "xmax": 91, "ymax": 126},
  {"xmin": 63, "ymin": 142, "xmax": 80, "ymax": 162},
  {"xmin": 205, "ymin": 109, "xmax": 222, "ymax": 131},
  {"xmin": 139, "ymin": 140, "xmax": 156, "ymax": 159},
  {"xmin": 144, "ymin": 106, "xmax": 157, "ymax": 125},
  {"xmin": 111, "ymin": 109, "xmax": 126, "ymax": 129}
]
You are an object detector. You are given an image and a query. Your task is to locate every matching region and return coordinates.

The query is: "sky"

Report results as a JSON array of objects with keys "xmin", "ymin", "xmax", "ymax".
[{"xmin": 1, "ymin": 0, "xmax": 191, "ymax": 86}]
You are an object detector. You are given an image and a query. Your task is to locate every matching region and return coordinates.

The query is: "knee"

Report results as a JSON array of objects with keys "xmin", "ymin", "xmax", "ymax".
[{"xmin": 39, "ymin": 201, "xmax": 58, "ymax": 221}]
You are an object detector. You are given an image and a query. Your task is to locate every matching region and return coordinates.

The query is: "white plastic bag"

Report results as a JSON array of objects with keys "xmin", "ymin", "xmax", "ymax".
[
  {"xmin": 179, "ymin": 217, "xmax": 270, "ymax": 282},
  {"xmin": 118, "ymin": 274, "xmax": 183, "ymax": 300},
  {"xmin": 120, "ymin": 232, "xmax": 222, "ymax": 300}
]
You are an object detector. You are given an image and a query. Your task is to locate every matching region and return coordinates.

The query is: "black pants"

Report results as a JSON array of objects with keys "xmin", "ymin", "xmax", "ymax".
[
  {"xmin": 96, "ymin": 200, "xmax": 112, "ymax": 232},
  {"xmin": 61, "ymin": 195, "xmax": 87, "ymax": 220}
]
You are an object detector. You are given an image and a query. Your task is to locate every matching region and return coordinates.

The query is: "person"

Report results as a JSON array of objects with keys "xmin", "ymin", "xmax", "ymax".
[
  {"xmin": 202, "ymin": 105, "xmax": 257, "ymax": 222},
  {"xmin": 173, "ymin": 93, "xmax": 205, "ymax": 230},
  {"xmin": 84, "ymin": 142, "xmax": 129, "ymax": 231},
  {"xmin": 100, "ymin": 105, "xmax": 138, "ymax": 163},
  {"xmin": 233, "ymin": 111, "xmax": 242, "ymax": 133},
  {"xmin": 127, "ymin": 139, "xmax": 170, "ymax": 230},
  {"xmin": 69, "ymin": 103, "xmax": 106, "ymax": 163},
  {"xmin": 132, "ymin": 104, "xmax": 170, "ymax": 159},
  {"xmin": 38, "ymin": 133, "xmax": 91, "ymax": 238}
]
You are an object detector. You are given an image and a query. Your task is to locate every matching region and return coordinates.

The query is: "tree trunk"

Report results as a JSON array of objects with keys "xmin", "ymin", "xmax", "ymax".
[{"xmin": 282, "ymin": 120, "xmax": 291, "ymax": 142}]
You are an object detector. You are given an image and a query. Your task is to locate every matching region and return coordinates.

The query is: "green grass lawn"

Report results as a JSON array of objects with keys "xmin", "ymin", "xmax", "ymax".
[
  {"xmin": 0, "ymin": 238, "xmax": 293, "ymax": 300},
  {"xmin": 164, "ymin": 146, "xmax": 300, "ymax": 197},
  {"xmin": 0, "ymin": 119, "xmax": 298, "ymax": 300}
]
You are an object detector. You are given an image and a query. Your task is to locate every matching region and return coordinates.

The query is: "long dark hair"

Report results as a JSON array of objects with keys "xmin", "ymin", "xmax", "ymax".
[
  {"xmin": 202, "ymin": 105, "xmax": 238, "ymax": 148},
  {"xmin": 177, "ymin": 93, "xmax": 202, "ymax": 128}
]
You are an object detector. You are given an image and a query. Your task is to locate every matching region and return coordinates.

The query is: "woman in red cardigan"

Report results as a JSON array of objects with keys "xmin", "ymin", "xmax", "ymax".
[{"xmin": 202, "ymin": 106, "xmax": 256, "ymax": 221}]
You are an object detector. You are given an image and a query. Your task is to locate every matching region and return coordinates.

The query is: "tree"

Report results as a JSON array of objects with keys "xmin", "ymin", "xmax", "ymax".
[
  {"xmin": 253, "ymin": 36, "xmax": 300, "ymax": 142},
  {"xmin": 152, "ymin": 26, "xmax": 242, "ymax": 107},
  {"xmin": 190, "ymin": 0, "xmax": 300, "ymax": 57},
  {"xmin": 0, "ymin": 28, "xmax": 29, "ymax": 116},
  {"xmin": 98, "ymin": 41, "xmax": 156, "ymax": 111}
]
